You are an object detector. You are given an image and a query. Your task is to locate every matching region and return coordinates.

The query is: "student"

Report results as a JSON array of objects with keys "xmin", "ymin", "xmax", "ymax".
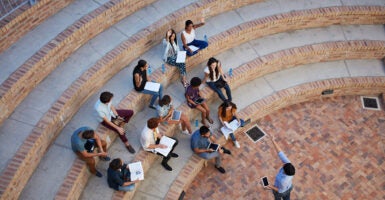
[
  {"xmin": 181, "ymin": 19, "xmax": 208, "ymax": 56},
  {"xmin": 157, "ymin": 95, "xmax": 192, "ymax": 135},
  {"xmin": 163, "ymin": 29, "xmax": 188, "ymax": 87},
  {"xmin": 95, "ymin": 91, "xmax": 136, "ymax": 153},
  {"xmin": 218, "ymin": 101, "xmax": 245, "ymax": 148},
  {"xmin": 190, "ymin": 126, "xmax": 231, "ymax": 174},
  {"xmin": 185, "ymin": 77, "xmax": 213, "ymax": 127},
  {"xmin": 140, "ymin": 118, "xmax": 179, "ymax": 171},
  {"xmin": 71, "ymin": 127, "xmax": 110, "ymax": 177},
  {"xmin": 203, "ymin": 57, "xmax": 232, "ymax": 102},
  {"xmin": 267, "ymin": 135, "xmax": 295, "ymax": 200},
  {"xmin": 133, "ymin": 60, "xmax": 163, "ymax": 109},
  {"xmin": 107, "ymin": 158, "xmax": 140, "ymax": 192}
]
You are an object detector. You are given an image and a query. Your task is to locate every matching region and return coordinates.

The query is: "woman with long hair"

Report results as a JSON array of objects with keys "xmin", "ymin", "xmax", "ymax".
[
  {"xmin": 218, "ymin": 101, "xmax": 245, "ymax": 148},
  {"xmin": 203, "ymin": 57, "xmax": 232, "ymax": 102}
]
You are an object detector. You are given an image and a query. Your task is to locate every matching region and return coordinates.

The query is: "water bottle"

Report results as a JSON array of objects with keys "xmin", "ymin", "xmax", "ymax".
[
  {"xmin": 147, "ymin": 65, "xmax": 152, "ymax": 75},
  {"xmin": 195, "ymin": 119, "xmax": 199, "ymax": 127},
  {"xmin": 229, "ymin": 68, "xmax": 233, "ymax": 78},
  {"xmin": 204, "ymin": 34, "xmax": 208, "ymax": 43},
  {"xmin": 161, "ymin": 64, "xmax": 166, "ymax": 74}
]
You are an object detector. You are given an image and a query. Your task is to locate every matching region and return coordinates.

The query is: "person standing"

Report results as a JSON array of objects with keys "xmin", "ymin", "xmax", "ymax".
[{"xmin": 181, "ymin": 19, "xmax": 208, "ymax": 56}]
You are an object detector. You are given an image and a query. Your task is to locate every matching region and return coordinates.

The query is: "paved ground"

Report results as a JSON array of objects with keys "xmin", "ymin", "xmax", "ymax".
[{"xmin": 185, "ymin": 95, "xmax": 385, "ymax": 199}]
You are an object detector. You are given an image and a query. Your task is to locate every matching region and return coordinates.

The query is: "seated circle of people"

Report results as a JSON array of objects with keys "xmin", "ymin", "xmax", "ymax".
[
  {"xmin": 107, "ymin": 158, "xmax": 141, "ymax": 192},
  {"xmin": 266, "ymin": 135, "xmax": 295, "ymax": 200},
  {"xmin": 157, "ymin": 95, "xmax": 192, "ymax": 135},
  {"xmin": 132, "ymin": 59, "xmax": 163, "ymax": 109},
  {"xmin": 71, "ymin": 127, "xmax": 110, "ymax": 177},
  {"xmin": 181, "ymin": 19, "xmax": 208, "ymax": 57},
  {"xmin": 203, "ymin": 57, "xmax": 232, "ymax": 102},
  {"xmin": 185, "ymin": 77, "xmax": 213, "ymax": 127},
  {"xmin": 190, "ymin": 126, "xmax": 232, "ymax": 174},
  {"xmin": 163, "ymin": 29, "xmax": 189, "ymax": 87},
  {"xmin": 94, "ymin": 91, "xmax": 136, "ymax": 153},
  {"xmin": 140, "ymin": 118, "xmax": 179, "ymax": 171}
]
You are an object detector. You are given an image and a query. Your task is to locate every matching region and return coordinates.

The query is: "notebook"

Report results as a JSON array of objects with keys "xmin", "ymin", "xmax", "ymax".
[
  {"xmin": 144, "ymin": 82, "xmax": 160, "ymax": 92},
  {"xmin": 154, "ymin": 136, "xmax": 176, "ymax": 156},
  {"xmin": 220, "ymin": 119, "xmax": 240, "ymax": 140},
  {"xmin": 128, "ymin": 161, "xmax": 144, "ymax": 181},
  {"xmin": 188, "ymin": 45, "xmax": 199, "ymax": 52},
  {"xmin": 176, "ymin": 51, "xmax": 186, "ymax": 63}
]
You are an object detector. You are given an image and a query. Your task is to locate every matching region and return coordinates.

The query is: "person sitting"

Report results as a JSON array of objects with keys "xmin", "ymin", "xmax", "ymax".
[
  {"xmin": 185, "ymin": 77, "xmax": 213, "ymax": 127},
  {"xmin": 218, "ymin": 101, "xmax": 245, "ymax": 148},
  {"xmin": 140, "ymin": 118, "xmax": 179, "ymax": 171},
  {"xmin": 157, "ymin": 95, "xmax": 192, "ymax": 135},
  {"xmin": 181, "ymin": 19, "xmax": 208, "ymax": 57},
  {"xmin": 133, "ymin": 59, "xmax": 163, "ymax": 109},
  {"xmin": 107, "ymin": 158, "xmax": 140, "ymax": 192},
  {"xmin": 94, "ymin": 91, "xmax": 136, "ymax": 153},
  {"xmin": 190, "ymin": 126, "xmax": 231, "ymax": 174},
  {"xmin": 163, "ymin": 29, "xmax": 188, "ymax": 87},
  {"xmin": 203, "ymin": 57, "xmax": 232, "ymax": 102},
  {"xmin": 71, "ymin": 127, "xmax": 110, "ymax": 177}
]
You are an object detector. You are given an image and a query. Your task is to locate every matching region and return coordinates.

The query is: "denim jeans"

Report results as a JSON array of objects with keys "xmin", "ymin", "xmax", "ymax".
[
  {"xmin": 198, "ymin": 151, "xmax": 221, "ymax": 167},
  {"xmin": 206, "ymin": 81, "xmax": 232, "ymax": 102},
  {"xmin": 118, "ymin": 184, "xmax": 135, "ymax": 192},
  {"xmin": 184, "ymin": 39, "xmax": 208, "ymax": 56},
  {"xmin": 228, "ymin": 117, "xmax": 244, "ymax": 141},
  {"xmin": 273, "ymin": 185, "xmax": 293, "ymax": 200},
  {"xmin": 141, "ymin": 84, "xmax": 163, "ymax": 106}
]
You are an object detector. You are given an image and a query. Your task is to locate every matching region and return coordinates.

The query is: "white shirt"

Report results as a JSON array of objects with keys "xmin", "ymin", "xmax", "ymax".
[
  {"xmin": 140, "ymin": 126, "xmax": 159, "ymax": 153},
  {"xmin": 182, "ymin": 29, "xmax": 195, "ymax": 44},
  {"xmin": 162, "ymin": 39, "xmax": 180, "ymax": 61},
  {"xmin": 94, "ymin": 100, "xmax": 116, "ymax": 122},
  {"xmin": 204, "ymin": 66, "xmax": 220, "ymax": 82}
]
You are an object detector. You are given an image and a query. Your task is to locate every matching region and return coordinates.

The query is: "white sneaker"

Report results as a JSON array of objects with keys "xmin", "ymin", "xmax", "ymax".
[
  {"xmin": 234, "ymin": 141, "xmax": 240, "ymax": 148},
  {"xmin": 181, "ymin": 130, "xmax": 190, "ymax": 135}
]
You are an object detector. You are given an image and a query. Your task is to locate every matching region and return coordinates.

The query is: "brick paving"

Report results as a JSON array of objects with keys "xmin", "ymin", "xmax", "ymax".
[{"xmin": 185, "ymin": 95, "xmax": 385, "ymax": 199}]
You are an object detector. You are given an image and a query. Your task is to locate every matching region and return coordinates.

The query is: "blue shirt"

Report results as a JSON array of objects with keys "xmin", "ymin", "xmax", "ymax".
[
  {"xmin": 274, "ymin": 151, "xmax": 293, "ymax": 193},
  {"xmin": 190, "ymin": 130, "xmax": 211, "ymax": 151},
  {"xmin": 71, "ymin": 127, "xmax": 92, "ymax": 153}
]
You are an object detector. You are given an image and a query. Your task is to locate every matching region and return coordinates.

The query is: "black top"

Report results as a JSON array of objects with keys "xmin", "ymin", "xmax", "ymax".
[
  {"xmin": 107, "ymin": 164, "xmax": 130, "ymax": 191},
  {"xmin": 133, "ymin": 67, "xmax": 147, "ymax": 91}
]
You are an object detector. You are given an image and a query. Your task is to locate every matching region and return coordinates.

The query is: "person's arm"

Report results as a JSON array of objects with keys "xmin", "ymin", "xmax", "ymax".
[
  {"xmin": 103, "ymin": 116, "xmax": 125, "ymax": 135},
  {"xmin": 233, "ymin": 110, "xmax": 241, "ymax": 124},
  {"xmin": 270, "ymin": 135, "xmax": 282, "ymax": 154},
  {"xmin": 218, "ymin": 108, "xmax": 225, "ymax": 126},
  {"xmin": 134, "ymin": 73, "xmax": 142, "ymax": 88},
  {"xmin": 185, "ymin": 93, "xmax": 197, "ymax": 106},
  {"xmin": 218, "ymin": 62, "xmax": 228, "ymax": 81},
  {"xmin": 110, "ymin": 104, "xmax": 119, "ymax": 117},
  {"xmin": 181, "ymin": 33, "xmax": 192, "ymax": 53},
  {"xmin": 93, "ymin": 133, "xmax": 105, "ymax": 153},
  {"xmin": 203, "ymin": 72, "xmax": 209, "ymax": 83},
  {"xmin": 122, "ymin": 179, "xmax": 140, "ymax": 186},
  {"xmin": 193, "ymin": 147, "xmax": 213, "ymax": 154},
  {"xmin": 79, "ymin": 150, "xmax": 106, "ymax": 158},
  {"xmin": 193, "ymin": 18, "xmax": 205, "ymax": 29},
  {"xmin": 267, "ymin": 185, "xmax": 279, "ymax": 192}
]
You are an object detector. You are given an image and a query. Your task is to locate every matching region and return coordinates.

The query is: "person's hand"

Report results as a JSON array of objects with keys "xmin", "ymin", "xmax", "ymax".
[
  {"xmin": 218, "ymin": 148, "xmax": 224, "ymax": 154},
  {"xmin": 99, "ymin": 152, "xmax": 108, "ymax": 157},
  {"xmin": 200, "ymin": 17, "xmax": 205, "ymax": 23},
  {"xmin": 134, "ymin": 179, "xmax": 140, "ymax": 183},
  {"xmin": 188, "ymin": 48, "xmax": 193, "ymax": 54},
  {"xmin": 167, "ymin": 29, "xmax": 172, "ymax": 37},
  {"xmin": 158, "ymin": 144, "xmax": 168, "ymax": 149},
  {"xmin": 117, "ymin": 127, "xmax": 125, "ymax": 135}
]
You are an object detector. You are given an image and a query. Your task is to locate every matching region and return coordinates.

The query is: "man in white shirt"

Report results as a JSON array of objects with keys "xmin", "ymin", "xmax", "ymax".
[{"xmin": 140, "ymin": 118, "xmax": 179, "ymax": 171}]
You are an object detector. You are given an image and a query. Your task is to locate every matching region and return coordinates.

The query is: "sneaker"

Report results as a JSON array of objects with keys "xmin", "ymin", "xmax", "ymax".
[
  {"xmin": 161, "ymin": 162, "xmax": 172, "ymax": 171},
  {"xmin": 126, "ymin": 145, "xmax": 136, "ymax": 154},
  {"xmin": 170, "ymin": 153, "xmax": 179, "ymax": 158},
  {"xmin": 95, "ymin": 171, "xmax": 103, "ymax": 178},
  {"xmin": 181, "ymin": 130, "xmax": 190, "ymax": 135},
  {"xmin": 221, "ymin": 147, "xmax": 232, "ymax": 155},
  {"xmin": 149, "ymin": 105, "xmax": 156, "ymax": 109},
  {"xmin": 234, "ymin": 141, "xmax": 240, "ymax": 149},
  {"xmin": 215, "ymin": 166, "xmax": 226, "ymax": 174},
  {"xmin": 100, "ymin": 156, "xmax": 111, "ymax": 161}
]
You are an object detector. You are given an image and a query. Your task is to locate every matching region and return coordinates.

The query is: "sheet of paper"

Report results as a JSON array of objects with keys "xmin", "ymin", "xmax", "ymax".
[
  {"xmin": 220, "ymin": 119, "xmax": 240, "ymax": 139},
  {"xmin": 176, "ymin": 51, "xmax": 186, "ymax": 63},
  {"xmin": 128, "ymin": 161, "xmax": 144, "ymax": 181},
  {"xmin": 188, "ymin": 45, "xmax": 199, "ymax": 52},
  {"xmin": 155, "ymin": 136, "xmax": 176, "ymax": 156},
  {"xmin": 144, "ymin": 81, "xmax": 160, "ymax": 92}
]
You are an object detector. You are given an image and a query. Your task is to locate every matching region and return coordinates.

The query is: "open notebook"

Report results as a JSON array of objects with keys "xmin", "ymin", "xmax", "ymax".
[
  {"xmin": 128, "ymin": 161, "xmax": 144, "ymax": 181},
  {"xmin": 220, "ymin": 119, "xmax": 240, "ymax": 139},
  {"xmin": 154, "ymin": 136, "xmax": 176, "ymax": 156},
  {"xmin": 144, "ymin": 82, "xmax": 160, "ymax": 92}
]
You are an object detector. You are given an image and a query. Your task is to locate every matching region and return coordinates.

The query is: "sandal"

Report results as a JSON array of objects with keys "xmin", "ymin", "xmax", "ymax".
[{"xmin": 207, "ymin": 118, "xmax": 214, "ymax": 124}]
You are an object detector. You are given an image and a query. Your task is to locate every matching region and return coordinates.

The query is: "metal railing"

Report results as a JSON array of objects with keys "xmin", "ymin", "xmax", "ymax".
[{"xmin": 0, "ymin": 0, "xmax": 37, "ymax": 21}]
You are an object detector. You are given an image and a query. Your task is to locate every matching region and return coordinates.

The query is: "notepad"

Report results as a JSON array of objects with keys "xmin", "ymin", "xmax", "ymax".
[
  {"xmin": 155, "ymin": 136, "xmax": 176, "ymax": 156},
  {"xmin": 188, "ymin": 45, "xmax": 199, "ymax": 52},
  {"xmin": 171, "ymin": 110, "xmax": 181, "ymax": 121},
  {"xmin": 144, "ymin": 82, "xmax": 160, "ymax": 92},
  {"xmin": 128, "ymin": 161, "xmax": 144, "ymax": 181},
  {"xmin": 176, "ymin": 51, "xmax": 186, "ymax": 63},
  {"xmin": 220, "ymin": 119, "xmax": 240, "ymax": 140}
]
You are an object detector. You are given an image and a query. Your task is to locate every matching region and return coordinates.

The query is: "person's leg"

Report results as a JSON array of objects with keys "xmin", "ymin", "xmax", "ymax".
[
  {"xmin": 200, "ymin": 102, "xmax": 212, "ymax": 124},
  {"xmin": 180, "ymin": 113, "xmax": 192, "ymax": 133},
  {"xmin": 184, "ymin": 42, "xmax": 197, "ymax": 56},
  {"xmin": 118, "ymin": 184, "xmax": 135, "ymax": 192},
  {"xmin": 223, "ymin": 84, "xmax": 232, "ymax": 102},
  {"xmin": 195, "ymin": 105, "xmax": 208, "ymax": 126},
  {"xmin": 76, "ymin": 152, "xmax": 97, "ymax": 174},
  {"xmin": 169, "ymin": 137, "xmax": 179, "ymax": 154},
  {"xmin": 102, "ymin": 121, "xmax": 131, "ymax": 147},
  {"xmin": 198, "ymin": 151, "xmax": 221, "ymax": 167},
  {"xmin": 272, "ymin": 190, "xmax": 282, "ymax": 200},
  {"xmin": 141, "ymin": 89, "xmax": 158, "ymax": 107},
  {"xmin": 282, "ymin": 186, "xmax": 293, "ymax": 200},
  {"xmin": 190, "ymin": 39, "xmax": 208, "ymax": 50},
  {"xmin": 100, "ymin": 139, "xmax": 107, "ymax": 153},
  {"xmin": 116, "ymin": 109, "xmax": 134, "ymax": 123},
  {"xmin": 229, "ymin": 133, "xmax": 236, "ymax": 141},
  {"xmin": 206, "ymin": 82, "xmax": 227, "ymax": 102},
  {"xmin": 231, "ymin": 116, "xmax": 245, "ymax": 127}
]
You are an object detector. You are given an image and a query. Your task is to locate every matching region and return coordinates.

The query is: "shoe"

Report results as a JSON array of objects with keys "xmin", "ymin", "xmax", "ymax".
[
  {"xmin": 95, "ymin": 171, "xmax": 103, "ymax": 178},
  {"xmin": 181, "ymin": 130, "xmax": 190, "ymax": 135},
  {"xmin": 170, "ymin": 153, "xmax": 179, "ymax": 158},
  {"xmin": 215, "ymin": 166, "xmax": 226, "ymax": 174},
  {"xmin": 100, "ymin": 156, "xmax": 111, "ymax": 161},
  {"xmin": 234, "ymin": 141, "xmax": 240, "ymax": 149},
  {"xmin": 243, "ymin": 118, "xmax": 251, "ymax": 127},
  {"xmin": 161, "ymin": 162, "xmax": 172, "ymax": 171},
  {"xmin": 221, "ymin": 147, "xmax": 232, "ymax": 155},
  {"xmin": 126, "ymin": 145, "xmax": 136, "ymax": 154},
  {"xmin": 149, "ymin": 105, "xmax": 156, "ymax": 109}
]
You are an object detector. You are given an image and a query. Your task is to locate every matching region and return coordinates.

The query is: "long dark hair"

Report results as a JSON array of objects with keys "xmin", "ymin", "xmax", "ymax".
[
  {"xmin": 159, "ymin": 95, "xmax": 171, "ymax": 107},
  {"xmin": 207, "ymin": 57, "xmax": 219, "ymax": 81},
  {"xmin": 167, "ymin": 29, "xmax": 177, "ymax": 46},
  {"xmin": 134, "ymin": 59, "xmax": 147, "ymax": 71},
  {"xmin": 220, "ymin": 101, "xmax": 237, "ymax": 118}
]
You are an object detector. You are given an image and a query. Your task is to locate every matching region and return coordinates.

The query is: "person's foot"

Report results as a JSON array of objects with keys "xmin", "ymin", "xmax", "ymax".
[
  {"xmin": 170, "ymin": 152, "xmax": 179, "ymax": 158},
  {"xmin": 243, "ymin": 118, "xmax": 251, "ymax": 127},
  {"xmin": 215, "ymin": 166, "xmax": 226, "ymax": 174},
  {"xmin": 221, "ymin": 147, "xmax": 232, "ymax": 155},
  {"xmin": 234, "ymin": 141, "xmax": 240, "ymax": 149},
  {"xmin": 126, "ymin": 145, "xmax": 136, "ymax": 154},
  {"xmin": 100, "ymin": 156, "xmax": 111, "ymax": 161},
  {"xmin": 161, "ymin": 162, "xmax": 172, "ymax": 171},
  {"xmin": 206, "ymin": 117, "xmax": 214, "ymax": 124},
  {"xmin": 95, "ymin": 171, "xmax": 103, "ymax": 178},
  {"xmin": 181, "ymin": 129, "xmax": 190, "ymax": 135},
  {"xmin": 149, "ymin": 105, "xmax": 156, "ymax": 109}
]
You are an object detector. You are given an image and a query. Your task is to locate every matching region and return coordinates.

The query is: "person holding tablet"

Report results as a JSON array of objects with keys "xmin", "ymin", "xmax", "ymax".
[{"xmin": 157, "ymin": 95, "xmax": 192, "ymax": 135}]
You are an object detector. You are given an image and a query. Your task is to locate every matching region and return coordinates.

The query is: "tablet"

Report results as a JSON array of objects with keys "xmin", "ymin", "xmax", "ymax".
[{"xmin": 207, "ymin": 143, "xmax": 219, "ymax": 151}]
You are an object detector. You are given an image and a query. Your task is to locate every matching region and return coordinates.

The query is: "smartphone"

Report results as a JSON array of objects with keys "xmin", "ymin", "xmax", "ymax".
[{"xmin": 261, "ymin": 177, "xmax": 269, "ymax": 187}]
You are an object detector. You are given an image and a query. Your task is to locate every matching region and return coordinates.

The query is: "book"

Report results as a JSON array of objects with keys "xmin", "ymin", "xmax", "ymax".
[
  {"xmin": 176, "ymin": 51, "xmax": 186, "ymax": 63},
  {"xmin": 207, "ymin": 142, "xmax": 219, "ymax": 151},
  {"xmin": 155, "ymin": 136, "xmax": 176, "ymax": 156},
  {"xmin": 188, "ymin": 45, "xmax": 199, "ymax": 52},
  {"xmin": 220, "ymin": 119, "xmax": 240, "ymax": 140},
  {"xmin": 144, "ymin": 82, "xmax": 160, "ymax": 92},
  {"xmin": 171, "ymin": 110, "xmax": 181, "ymax": 121},
  {"xmin": 128, "ymin": 161, "xmax": 144, "ymax": 181}
]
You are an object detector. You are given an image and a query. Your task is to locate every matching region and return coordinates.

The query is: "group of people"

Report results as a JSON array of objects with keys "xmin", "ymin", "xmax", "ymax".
[{"xmin": 70, "ymin": 19, "xmax": 295, "ymax": 199}]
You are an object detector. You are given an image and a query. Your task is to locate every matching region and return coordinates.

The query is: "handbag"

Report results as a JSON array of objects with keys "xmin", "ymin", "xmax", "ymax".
[
  {"xmin": 214, "ymin": 75, "xmax": 227, "ymax": 88},
  {"xmin": 111, "ymin": 116, "xmax": 125, "ymax": 127}
]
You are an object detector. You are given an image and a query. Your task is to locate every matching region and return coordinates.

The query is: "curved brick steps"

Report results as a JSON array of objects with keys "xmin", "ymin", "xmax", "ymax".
[
  {"xmin": 167, "ymin": 75, "xmax": 385, "ymax": 199},
  {"xmin": 0, "ymin": 0, "xmax": 74, "ymax": 54}
]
